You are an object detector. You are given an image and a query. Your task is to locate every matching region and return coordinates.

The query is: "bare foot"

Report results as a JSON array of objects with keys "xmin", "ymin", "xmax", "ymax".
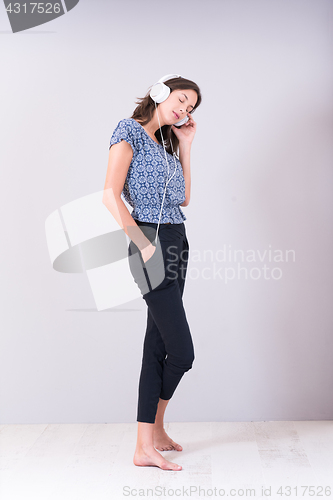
[
  {"xmin": 133, "ymin": 444, "xmax": 182, "ymax": 470},
  {"xmin": 153, "ymin": 428, "xmax": 183, "ymax": 452}
]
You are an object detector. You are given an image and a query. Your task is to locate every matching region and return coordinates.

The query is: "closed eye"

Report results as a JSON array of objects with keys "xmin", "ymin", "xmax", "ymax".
[{"xmin": 179, "ymin": 97, "xmax": 193, "ymax": 113}]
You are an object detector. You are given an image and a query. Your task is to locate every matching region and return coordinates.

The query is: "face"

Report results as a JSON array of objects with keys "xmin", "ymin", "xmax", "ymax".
[{"xmin": 158, "ymin": 88, "xmax": 198, "ymax": 125}]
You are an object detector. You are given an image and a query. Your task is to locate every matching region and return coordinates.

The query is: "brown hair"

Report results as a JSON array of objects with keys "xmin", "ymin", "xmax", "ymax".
[{"xmin": 130, "ymin": 77, "xmax": 202, "ymax": 156}]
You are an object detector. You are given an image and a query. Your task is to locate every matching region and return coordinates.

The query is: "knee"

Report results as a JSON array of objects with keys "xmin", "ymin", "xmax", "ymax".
[
  {"xmin": 171, "ymin": 348, "xmax": 195, "ymax": 372},
  {"xmin": 183, "ymin": 350, "xmax": 195, "ymax": 371}
]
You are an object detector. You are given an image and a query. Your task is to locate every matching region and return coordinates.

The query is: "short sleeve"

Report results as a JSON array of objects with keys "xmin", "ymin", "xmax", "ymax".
[{"xmin": 109, "ymin": 119, "xmax": 136, "ymax": 155}]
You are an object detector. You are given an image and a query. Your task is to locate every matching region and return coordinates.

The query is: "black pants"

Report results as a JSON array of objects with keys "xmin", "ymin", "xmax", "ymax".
[{"xmin": 128, "ymin": 221, "xmax": 195, "ymax": 424}]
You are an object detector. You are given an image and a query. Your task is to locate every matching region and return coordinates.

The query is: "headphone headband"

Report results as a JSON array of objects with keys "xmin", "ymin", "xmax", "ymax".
[{"xmin": 157, "ymin": 73, "xmax": 182, "ymax": 84}]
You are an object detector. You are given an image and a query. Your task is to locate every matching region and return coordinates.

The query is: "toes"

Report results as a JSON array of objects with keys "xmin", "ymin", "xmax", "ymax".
[
  {"xmin": 154, "ymin": 440, "xmax": 182, "ymax": 452},
  {"xmin": 161, "ymin": 462, "xmax": 181, "ymax": 471},
  {"xmin": 171, "ymin": 441, "xmax": 182, "ymax": 451}
]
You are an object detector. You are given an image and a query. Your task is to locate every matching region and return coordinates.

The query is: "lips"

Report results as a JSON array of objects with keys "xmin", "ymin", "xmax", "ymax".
[{"xmin": 173, "ymin": 111, "xmax": 179, "ymax": 119}]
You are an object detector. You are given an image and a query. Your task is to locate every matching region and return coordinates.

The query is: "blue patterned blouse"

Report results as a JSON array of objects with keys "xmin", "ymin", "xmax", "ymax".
[{"xmin": 109, "ymin": 118, "xmax": 186, "ymax": 224}]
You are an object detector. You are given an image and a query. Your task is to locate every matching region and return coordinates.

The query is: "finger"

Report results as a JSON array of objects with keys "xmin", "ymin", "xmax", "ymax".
[{"xmin": 188, "ymin": 113, "xmax": 196, "ymax": 124}]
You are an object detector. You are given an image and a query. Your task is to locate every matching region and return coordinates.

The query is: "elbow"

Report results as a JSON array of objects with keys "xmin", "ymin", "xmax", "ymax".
[{"xmin": 180, "ymin": 197, "xmax": 190, "ymax": 207}]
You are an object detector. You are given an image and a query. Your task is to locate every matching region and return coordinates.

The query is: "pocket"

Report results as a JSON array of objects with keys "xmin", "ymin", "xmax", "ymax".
[
  {"xmin": 143, "ymin": 239, "xmax": 165, "ymax": 291},
  {"xmin": 128, "ymin": 242, "xmax": 150, "ymax": 295},
  {"xmin": 143, "ymin": 244, "xmax": 157, "ymax": 267}
]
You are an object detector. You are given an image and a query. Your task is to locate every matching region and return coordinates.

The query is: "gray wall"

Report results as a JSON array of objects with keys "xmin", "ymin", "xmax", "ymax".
[{"xmin": 1, "ymin": 0, "xmax": 332, "ymax": 424}]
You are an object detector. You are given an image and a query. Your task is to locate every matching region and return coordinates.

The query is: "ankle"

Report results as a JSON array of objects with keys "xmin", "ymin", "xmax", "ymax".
[
  {"xmin": 153, "ymin": 423, "xmax": 164, "ymax": 432},
  {"xmin": 136, "ymin": 440, "xmax": 154, "ymax": 451}
]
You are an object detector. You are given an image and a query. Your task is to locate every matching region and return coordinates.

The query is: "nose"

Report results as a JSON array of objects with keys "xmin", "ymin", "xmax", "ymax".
[{"xmin": 178, "ymin": 104, "xmax": 189, "ymax": 116}]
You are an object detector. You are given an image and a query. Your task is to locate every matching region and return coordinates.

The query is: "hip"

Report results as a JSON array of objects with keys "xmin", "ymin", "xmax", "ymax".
[{"xmin": 134, "ymin": 220, "xmax": 187, "ymax": 240}]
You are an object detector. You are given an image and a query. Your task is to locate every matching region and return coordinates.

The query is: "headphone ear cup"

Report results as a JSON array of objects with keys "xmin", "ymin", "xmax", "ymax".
[
  {"xmin": 174, "ymin": 115, "xmax": 189, "ymax": 127},
  {"xmin": 150, "ymin": 82, "xmax": 171, "ymax": 103},
  {"xmin": 150, "ymin": 74, "xmax": 182, "ymax": 104}
]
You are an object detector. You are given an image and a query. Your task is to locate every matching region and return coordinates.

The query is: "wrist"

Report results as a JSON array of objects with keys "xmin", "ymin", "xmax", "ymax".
[
  {"xmin": 138, "ymin": 240, "xmax": 152, "ymax": 252},
  {"xmin": 179, "ymin": 140, "xmax": 192, "ymax": 149}
]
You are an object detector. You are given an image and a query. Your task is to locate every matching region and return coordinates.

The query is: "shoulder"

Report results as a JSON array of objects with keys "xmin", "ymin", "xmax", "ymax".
[
  {"xmin": 113, "ymin": 117, "xmax": 132, "ymax": 131},
  {"xmin": 110, "ymin": 118, "xmax": 140, "ymax": 153},
  {"xmin": 119, "ymin": 117, "xmax": 134, "ymax": 125},
  {"xmin": 110, "ymin": 118, "xmax": 138, "ymax": 141},
  {"xmin": 115, "ymin": 118, "xmax": 138, "ymax": 131},
  {"xmin": 112, "ymin": 118, "xmax": 142, "ymax": 140}
]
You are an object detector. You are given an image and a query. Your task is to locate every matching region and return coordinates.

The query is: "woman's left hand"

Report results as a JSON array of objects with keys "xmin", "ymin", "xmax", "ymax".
[{"xmin": 171, "ymin": 112, "xmax": 197, "ymax": 145}]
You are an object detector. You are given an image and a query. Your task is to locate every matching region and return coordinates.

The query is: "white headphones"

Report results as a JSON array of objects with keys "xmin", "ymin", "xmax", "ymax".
[
  {"xmin": 149, "ymin": 74, "xmax": 189, "ymax": 127},
  {"xmin": 149, "ymin": 73, "xmax": 189, "ymax": 244}
]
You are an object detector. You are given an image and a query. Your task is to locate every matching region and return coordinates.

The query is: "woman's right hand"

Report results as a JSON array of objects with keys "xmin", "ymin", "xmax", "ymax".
[{"xmin": 141, "ymin": 242, "xmax": 156, "ymax": 264}]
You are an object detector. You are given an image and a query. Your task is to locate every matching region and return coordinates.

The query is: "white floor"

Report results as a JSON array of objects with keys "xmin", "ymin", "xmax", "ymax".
[{"xmin": 0, "ymin": 421, "xmax": 332, "ymax": 500}]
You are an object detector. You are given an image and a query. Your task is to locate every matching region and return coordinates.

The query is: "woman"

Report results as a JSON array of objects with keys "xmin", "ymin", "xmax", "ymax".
[{"xmin": 103, "ymin": 75, "xmax": 202, "ymax": 471}]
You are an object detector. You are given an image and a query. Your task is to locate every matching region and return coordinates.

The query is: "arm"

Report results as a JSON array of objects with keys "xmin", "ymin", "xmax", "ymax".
[
  {"xmin": 172, "ymin": 112, "xmax": 197, "ymax": 207},
  {"xmin": 179, "ymin": 142, "xmax": 191, "ymax": 207},
  {"xmin": 102, "ymin": 140, "xmax": 154, "ymax": 260}
]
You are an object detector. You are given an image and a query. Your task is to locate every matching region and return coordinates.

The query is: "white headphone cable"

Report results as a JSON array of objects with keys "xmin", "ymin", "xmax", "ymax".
[{"xmin": 153, "ymin": 101, "xmax": 178, "ymax": 245}]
